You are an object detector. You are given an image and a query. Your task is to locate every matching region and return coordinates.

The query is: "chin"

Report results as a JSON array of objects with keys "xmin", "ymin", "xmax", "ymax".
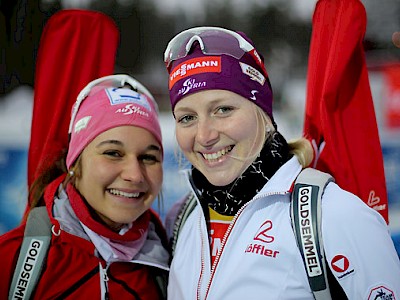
[
  {"xmin": 110, "ymin": 213, "xmax": 140, "ymax": 226},
  {"xmin": 206, "ymin": 175, "xmax": 236, "ymax": 187}
]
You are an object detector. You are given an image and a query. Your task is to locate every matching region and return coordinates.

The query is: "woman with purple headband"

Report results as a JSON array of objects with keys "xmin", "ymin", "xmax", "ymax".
[
  {"xmin": 164, "ymin": 27, "xmax": 400, "ymax": 299},
  {"xmin": 0, "ymin": 75, "xmax": 169, "ymax": 299}
]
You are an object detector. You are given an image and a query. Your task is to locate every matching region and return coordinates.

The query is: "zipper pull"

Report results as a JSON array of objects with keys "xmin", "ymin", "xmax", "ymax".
[
  {"xmin": 99, "ymin": 262, "xmax": 110, "ymax": 300},
  {"xmin": 102, "ymin": 266, "xmax": 109, "ymax": 282}
]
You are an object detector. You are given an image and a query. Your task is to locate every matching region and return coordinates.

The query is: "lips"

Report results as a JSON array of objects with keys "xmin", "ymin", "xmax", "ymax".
[
  {"xmin": 202, "ymin": 145, "xmax": 233, "ymax": 162},
  {"xmin": 108, "ymin": 188, "xmax": 141, "ymax": 198}
]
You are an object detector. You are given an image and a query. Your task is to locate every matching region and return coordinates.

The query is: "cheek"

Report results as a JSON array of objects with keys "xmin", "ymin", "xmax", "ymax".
[
  {"xmin": 148, "ymin": 166, "xmax": 163, "ymax": 192},
  {"xmin": 176, "ymin": 129, "xmax": 192, "ymax": 152},
  {"xmin": 232, "ymin": 119, "xmax": 259, "ymax": 142},
  {"xmin": 80, "ymin": 159, "xmax": 113, "ymax": 186}
]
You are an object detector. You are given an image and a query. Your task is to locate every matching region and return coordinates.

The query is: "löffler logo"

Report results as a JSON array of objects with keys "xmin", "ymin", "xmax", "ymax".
[
  {"xmin": 367, "ymin": 190, "xmax": 380, "ymax": 206},
  {"xmin": 245, "ymin": 220, "xmax": 279, "ymax": 258},
  {"xmin": 254, "ymin": 220, "xmax": 274, "ymax": 243},
  {"xmin": 367, "ymin": 190, "xmax": 387, "ymax": 213}
]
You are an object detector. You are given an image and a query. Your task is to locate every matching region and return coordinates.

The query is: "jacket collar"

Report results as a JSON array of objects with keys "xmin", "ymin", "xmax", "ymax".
[
  {"xmin": 258, "ymin": 156, "xmax": 302, "ymax": 195},
  {"xmin": 182, "ymin": 156, "xmax": 302, "ymax": 198}
]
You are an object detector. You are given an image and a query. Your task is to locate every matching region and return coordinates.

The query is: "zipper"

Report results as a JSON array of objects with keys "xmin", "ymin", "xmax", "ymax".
[
  {"xmin": 201, "ymin": 191, "xmax": 288, "ymax": 299},
  {"xmin": 96, "ymin": 252, "xmax": 168, "ymax": 299},
  {"xmin": 181, "ymin": 177, "xmax": 208, "ymax": 300},
  {"xmin": 99, "ymin": 262, "xmax": 110, "ymax": 300},
  {"xmin": 196, "ymin": 211, "xmax": 207, "ymax": 300}
]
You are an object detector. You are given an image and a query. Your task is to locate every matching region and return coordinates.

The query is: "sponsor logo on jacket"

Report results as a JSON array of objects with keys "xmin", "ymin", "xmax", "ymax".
[
  {"xmin": 330, "ymin": 254, "xmax": 355, "ymax": 279},
  {"xmin": 245, "ymin": 220, "xmax": 280, "ymax": 258},
  {"xmin": 368, "ymin": 286, "xmax": 395, "ymax": 300}
]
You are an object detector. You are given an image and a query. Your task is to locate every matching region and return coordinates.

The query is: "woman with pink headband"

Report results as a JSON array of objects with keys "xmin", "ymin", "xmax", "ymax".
[
  {"xmin": 164, "ymin": 27, "xmax": 400, "ymax": 299},
  {"xmin": 0, "ymin": 74, "xmax": 169, "ymax": 299}
]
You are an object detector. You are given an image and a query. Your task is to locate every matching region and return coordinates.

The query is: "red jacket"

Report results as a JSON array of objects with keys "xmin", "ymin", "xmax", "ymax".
[{"xmin": 0, "ymin": 178, "xmax": 169, "ymax": 299}]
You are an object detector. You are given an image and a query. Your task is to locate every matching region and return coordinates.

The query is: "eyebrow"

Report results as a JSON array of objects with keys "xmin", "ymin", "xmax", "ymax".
[
  {"xmin": 96, "ymin": 140, "xmax": 161, "ymax": 152},
  {"xmin": 96, "ymin": 140, "xmax": 123, "ymax": 148},
  {"xmin": 174, "ymin": 98, "xmax": 226, "ymax": 113},
  {"xmin": 147, "ymin": 144, "xmax": 162, "ymax": 152}
]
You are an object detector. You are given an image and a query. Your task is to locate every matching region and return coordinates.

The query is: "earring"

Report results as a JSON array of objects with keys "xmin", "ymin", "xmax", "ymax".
[{"xmin": 69, "ymin": 170, "xmax": 75, "ymax": 177}]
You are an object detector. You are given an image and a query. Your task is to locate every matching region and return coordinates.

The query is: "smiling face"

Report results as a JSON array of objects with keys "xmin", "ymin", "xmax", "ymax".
[
  {"xmin": 74, "ymin": 126, "xmax": 163, "ymax": 231},
  {"xmin": 174, "ymin": 89, "xmax": 265, "ymax": 186}
]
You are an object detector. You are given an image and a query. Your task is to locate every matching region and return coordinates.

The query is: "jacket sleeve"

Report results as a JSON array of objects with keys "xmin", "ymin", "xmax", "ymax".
[
  {"xmin": 164, "ymin": 193, "xmax": 191, "ymax": 241},
  {"xmin": 0, "ymin": 224, "xmax": 25, "ymax": 299},
  {"xmin": 321, "ymin": 182, "xmax": 400, "ymax": 299}
]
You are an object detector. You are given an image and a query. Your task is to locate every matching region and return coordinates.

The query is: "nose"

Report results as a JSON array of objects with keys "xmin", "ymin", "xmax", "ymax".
[
  {"xmin": 121, "ymin": 158, "xmax": 145, "ymax": 183},
  {"xmin": 196, "ymin": 118, "xmax": 219, "ymax": 147}
]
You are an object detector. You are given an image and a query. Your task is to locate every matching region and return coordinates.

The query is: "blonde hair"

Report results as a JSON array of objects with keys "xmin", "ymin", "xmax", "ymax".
[
  {"xmin": 254, "ymin": 106, "xmax": 314, "ymax": 168},
  {"xmin": 287, "ymin": 137, "xmax": 314, "ymax": 168}
]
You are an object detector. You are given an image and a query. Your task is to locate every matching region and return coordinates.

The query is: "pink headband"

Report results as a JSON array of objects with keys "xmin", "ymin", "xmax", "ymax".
[{"xmin": 66, "ymin": 75, "xmax": 162, "ymax": 169}]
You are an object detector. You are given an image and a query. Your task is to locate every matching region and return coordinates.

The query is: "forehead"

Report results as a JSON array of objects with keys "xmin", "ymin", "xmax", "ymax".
[
  {"xmin": 175, "ymin": 89, "xmax": 251, "ymax": 110},
  {"xmin": 87, "ymin": 126, "xmax": 160, "ymax": 149}
]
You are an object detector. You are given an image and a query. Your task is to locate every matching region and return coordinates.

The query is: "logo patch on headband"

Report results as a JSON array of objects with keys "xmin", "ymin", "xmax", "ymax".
[
  {"xmin": 115, "ymin": 104, "xmax": 149, "ymax": 117},
  {"xmin": 178, "ymin": 78, "xmax": 207, "ymax": 97},
  {"xmin": 74, "ymin": 116, "xmax": 92, "ymax": 133},
  {"xmin": 239, "ymin": 62, "xmax": 265, "ymax": 86},
  {"xmin": 169, "ymin": 56, "xmax": 221, "ymax": 89},
  {"xmin": 105, "ymin": 87, "xmax": 151, "ymax": 111}
]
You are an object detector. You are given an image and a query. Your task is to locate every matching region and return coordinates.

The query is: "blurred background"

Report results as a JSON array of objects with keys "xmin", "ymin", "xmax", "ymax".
[{"xmin": 1, "ymin": 0, "xmax": 400, "ymax": 255}]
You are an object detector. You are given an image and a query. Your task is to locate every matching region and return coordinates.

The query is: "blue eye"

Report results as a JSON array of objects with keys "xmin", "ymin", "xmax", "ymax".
[
  {"xmin": 216, "ymin": 106, "xmax": 234, "ymax": 114},
  {"xmin": 177, "ymin": 114, "xmax": 196, "ymax": 124}
]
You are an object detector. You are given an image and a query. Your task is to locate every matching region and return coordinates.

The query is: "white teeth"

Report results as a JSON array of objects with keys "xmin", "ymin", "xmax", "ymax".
[
  {"xmin": 203, "ymin": 146, "xmax": 232, "ymax": 161},
  {"xmin": 109, "ymin": 189, "xmax": 140, "ymax": 198}
]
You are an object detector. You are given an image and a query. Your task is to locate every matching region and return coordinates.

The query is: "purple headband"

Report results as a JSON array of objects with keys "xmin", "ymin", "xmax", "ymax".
[{"xmin": 166, "ymin": 36, "xmax": 274, "ymax": 121}]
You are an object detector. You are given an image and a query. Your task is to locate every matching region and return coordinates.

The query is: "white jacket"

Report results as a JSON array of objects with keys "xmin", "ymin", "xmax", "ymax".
[{"xmin": 167, "ymin": 157, "xmax": 400, "ymax": 300}]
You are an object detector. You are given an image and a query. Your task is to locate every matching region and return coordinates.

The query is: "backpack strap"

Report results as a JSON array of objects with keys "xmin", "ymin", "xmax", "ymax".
[
  {"xmin": 170, "ymin": 192, "xmax": 197, "ymax": 256},
  {"xmin": 149, "ymin": 266, "xmax": 169, "ymax": 299},
  {"xmin": 290, "ymin": 167, "xmax": 334, "ymax": 300},
  {"xmin": 9, "ymin": 206, "xmax": 52, "ymax": 300}
]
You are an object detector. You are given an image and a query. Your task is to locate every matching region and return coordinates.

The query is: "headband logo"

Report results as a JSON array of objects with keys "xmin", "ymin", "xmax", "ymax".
[
  {"xmin": 106, "ymin": 87, "xmax": 151, "ymax": 111},
  {"xmin": 169, "ymin": 56, "xmax": 221, "ymax": 89},
  {"xmin": 178, "ymin": 78, "xmax": 207, "ymax": 97},
  {"xmin": 115, "ymin": 104, "xmax": 149, "ymax": 117},
  {"xmin": 250, "ymin": 90, "xmax": 258, "ymax": 101},
  {"xmin": 74, "ymin": 116, "xmax": 91, "ymax": 133},
  {"xmin": 239, "ymin": 62, "xmax": 265, "ymax": 86}
]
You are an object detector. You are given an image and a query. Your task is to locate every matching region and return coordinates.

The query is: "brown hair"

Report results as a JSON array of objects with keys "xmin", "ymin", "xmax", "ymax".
[{"xmin": 28, "ymin": 148, "xmax": 75, "ymax": 210}]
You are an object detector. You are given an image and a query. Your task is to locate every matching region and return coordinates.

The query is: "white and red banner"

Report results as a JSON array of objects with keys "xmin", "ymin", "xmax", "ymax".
[
  {"xmin": 26, "ymin": 10, "xmax": 119, "ymax": 217},
  {"xmin": 382, "ymin": 64, "xmax": 400, "ymax": 129},
  {"xmin": 304, "ymin": 0, "xmax": 389, "ymax": 222}
]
